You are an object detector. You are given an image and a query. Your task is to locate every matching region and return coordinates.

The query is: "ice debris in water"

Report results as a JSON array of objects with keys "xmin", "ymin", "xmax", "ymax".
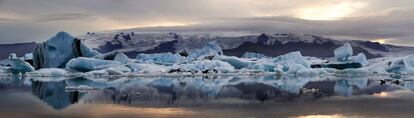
[
  {"xmin": 353, "ymin": 53, "xmax": 368, "ymax": 66},
  {"xmin": 136, "ymin": 53, "xmax": 181, "ymax": 66},
  {"xmin": 334, "ymin": 43, "xmax": 353, "ymax": 61}
]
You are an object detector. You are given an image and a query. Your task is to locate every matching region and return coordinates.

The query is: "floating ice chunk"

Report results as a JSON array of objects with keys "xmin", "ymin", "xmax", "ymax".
[
  {"xmin": 126, "ymin": 63, "xmax": 167, "ymax": 74},
  {"xmin": 248, "ymin": 62, "xmax": 276, "ymax": 72},
  {"xmin": 136, "ymin": 53, "xmax": 181, "ymax": 66},
  {"xmin": 286, "ymin": 64, "xmax": 307, "ymax": 74},
  {"xmin": 33, "ymin": 32, "xmax": 100, "ymax": 69},
  {"xmin": 187, "ymin": 41, "xmax": 223, "ymax": 60},
  {"xmin": 29, "ymin": 68, "xmax": 68, "ymax": 77},
  {"xmin": 242, "ymin": 52, "xmax": 267, "ymax": 59},
  {"xmin": 273, "ymin": 51, "xmax": 310, "ymax": 68},
  {"xmin": 0, "ymin": 58, "xmax": 34, "ymax": 74},
  {"xmin": 8, "ymin": 53, "xmax": 17, "ymax": 59},
  {"xmin": 66, "ymin": 57, "xmax": 122, "ymax": 72},
  {"xmin": 353, "ymin": 53, "xmax": 368, "ymax": 66},
  {"xmin": 169, "ymin": 60, "xmax": 235, "ymax": 73},
  {"xmin": 334, "ymin": 43, "xmax": 353, "ymax": 61},
  {"xmin": 217, "ymin": 55, "xmax": 253, "ymax": 69},
  {"xmin": 23, "ymin": 53, "xmax": 33, "ymax": 60},
  {"xmin": 114, "ymin": 53, "xmax": 132, "ymax": 64},
  {"xmin": 104, "ymin": 66, "xmax": 131, "ymax": 75}
]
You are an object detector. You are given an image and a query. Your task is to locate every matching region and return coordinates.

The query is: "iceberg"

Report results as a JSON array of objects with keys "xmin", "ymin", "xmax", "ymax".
[
  {"xmin": 186, "ymin": 41, "xmax": 223, "ymax": 60},
  {"xmin": 248, "ymin": 62, "xmax": 277, "ymax": 72},
  {"xmin": 272, "ymin": 51, "xmax": 310, "ymax": 68},
  {"xmin": 65, "ymin": 57, "xmax": 122, "ymax": 72},
  {"xmin": 353, "ymin": 53, "xmax": 368, "ymax": 66},
  {"xmin": 136, "ymin": 53, "xmax": 181, "ymax": 66},
  {"xmin": 28, "ymin": 68, "xmax": 68, "ymax": 77},
  {"xmin": 334, "ymin": 43, "xmax": 353, "ymax": 61},
  {"xmin": 0, "ymin": 58, "xmax": 34, "ymax": 74},
  {"xmin": 242, "ymin": 52, "xmax": 267, "ymax": 59},
  {"xmin": 169, "ymin": 60, "xmax": 235, "ymax": 73},
  {"xmin": 32, "ymin": 32, "xmax": 100, "ymax": 69},
  {"xmin": 217, "ymin": 55, "xmax": 253, "ymax": 69},
  {"xmin": 114, "ymin": 53, "xmax": 132, "ymax": 64},
  {"xmin": 8, "ymin": 53, "xmax": 17, "ymax": 59},
  {"xmin": 126, "ymin": 63, "xmax": 167, "ymax": 74}
]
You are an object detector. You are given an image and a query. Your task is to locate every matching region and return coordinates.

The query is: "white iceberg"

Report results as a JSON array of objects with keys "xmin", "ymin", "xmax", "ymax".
[
  {"xmin": 136, "ymin": 53, "xmax": 181, "ymax": 66},
  {"xmin": 242, "ymin": 52, "xmax": 267, "ymax": 59},
  {"xmin": 169, "ymin": 60, "xmax": 235, "ymax": 73},
  {"xmin": 334, "ymin": 43, "xmax": 353, "ymax": 61},
  {"xmin": 66, "ymin": 57, "xmax": 122, "ymax": 72},
  {"xmin": 186, "ymin": 41, "xmax": 223, "ymax": 60},
  {"xmin": 0, "ymin": 58, "xmax": 34, "ymax": 74},
  {"xmin": 353, "ymin": 53, "xmax": 368, "ymax": 66},
  {"xmin": 114, "ymin": 53, "xmax": 132, "ymax": 64}
]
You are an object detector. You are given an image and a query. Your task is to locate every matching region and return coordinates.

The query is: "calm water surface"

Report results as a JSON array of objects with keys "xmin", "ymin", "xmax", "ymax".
[{"xmin": 1, "ymin": 75, "xmax": 414, "ymax": 118}]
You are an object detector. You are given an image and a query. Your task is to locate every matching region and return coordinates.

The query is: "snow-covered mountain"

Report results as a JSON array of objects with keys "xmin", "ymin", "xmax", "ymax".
[
  {"xmin": 78, "ymin": 32, "xmax": 414, "ymax": 59},
  {"xmin": 1, "ymin": 32, "xmax": 413, "ymax": 60}
]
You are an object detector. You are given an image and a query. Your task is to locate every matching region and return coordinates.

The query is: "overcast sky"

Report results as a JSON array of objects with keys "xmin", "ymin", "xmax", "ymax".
[{"xmin": 1, "ymin": 0, "xmax": 414, "ymax": 46}]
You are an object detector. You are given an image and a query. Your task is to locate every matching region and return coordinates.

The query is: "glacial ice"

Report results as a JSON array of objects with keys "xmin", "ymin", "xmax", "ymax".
[
  {"xmin": 186, "ymin": 41, "xmax": 223, "ymax": 60},
  {"xmin": 217, "ymin": 55, "xmax": 253, "ymax": 69},
  {"xmin": 65, "ymin": 57, "xmax": 122, "ymax": 72},
  {"xmin": 242, "ymin": 52, "xmax": 267, "ymax": 59},
  {"xmin": 169, "ymin": 60, "xmax": 235, "ymax": 73},
  {"xmin": 334, "ymin": 43, "xmax": 353, "ymax": 61},
  {"xmin": 114, "ymin": 53, "xmax": 132, "ymax": 64},
  {"xmin": 126, "ymin": 63, "xmax": 167, "ymax": 74},
  {"xmin": 33, "ymin": 32, "xmax": 100, "ymax": 69},
  {"xmin": 136, "ymin": 53, "xmax": 181, "ymax": 66},
  {"xmin": 353, "ymin": 53, "xmax": 368, "ymax": 66},
  {"xmin": 0, "ymin": 58, "xmax": 34, "ymax": 74},
  {"xmin": 8, "ymin": 53, "xmax": 17, "ymax": 59}
]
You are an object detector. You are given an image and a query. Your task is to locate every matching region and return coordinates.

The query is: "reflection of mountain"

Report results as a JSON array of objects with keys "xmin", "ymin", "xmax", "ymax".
[{"xmin": 31, "ymin": 81, "xmax": 83, "ymax": 110}]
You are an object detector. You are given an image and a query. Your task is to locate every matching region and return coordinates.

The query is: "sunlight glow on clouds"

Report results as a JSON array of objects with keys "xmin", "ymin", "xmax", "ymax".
[{"xmin": 295, "ymin": 1, "xmax": 367, "ymax": 20}]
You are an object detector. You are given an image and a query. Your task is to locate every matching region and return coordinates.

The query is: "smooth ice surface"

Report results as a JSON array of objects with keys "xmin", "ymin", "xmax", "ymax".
[
  {"xmin": 66, "ymin": 57, "xmax": 122, "ymax": 72},
  {"xmin": 126, "ymin": 63, "xmax": 167, "ymax": 74},
  {"xmin": 114, "ymin": 53, "xmax": 132, "ymax": 64},
  {"xmin": 242, "ymin": 52, "xmax": 267, "ymax": 59},
  {"xmin": 353, "ymin": 53, "xmax": 368, "ymax": 66},
  {"xmin": 334, "ymin": 43, "xmax": 353, "ymax": 61}
]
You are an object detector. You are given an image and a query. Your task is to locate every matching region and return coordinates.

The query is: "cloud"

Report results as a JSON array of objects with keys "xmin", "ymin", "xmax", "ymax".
[{"xmin": 0, "ymin": 0, "xmax": 413, "ymax": 46}]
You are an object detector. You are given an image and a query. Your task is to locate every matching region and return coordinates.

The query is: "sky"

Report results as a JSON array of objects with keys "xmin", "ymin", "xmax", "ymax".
[{"xmin": 1, "ymin": 0, "xmax": 414, "ymax": 46}]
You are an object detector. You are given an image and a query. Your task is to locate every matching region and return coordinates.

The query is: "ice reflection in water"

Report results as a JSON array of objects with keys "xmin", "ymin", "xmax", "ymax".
[{"xmin": 1, "ymin": 75, "xmax": 414, "ymax": 117}]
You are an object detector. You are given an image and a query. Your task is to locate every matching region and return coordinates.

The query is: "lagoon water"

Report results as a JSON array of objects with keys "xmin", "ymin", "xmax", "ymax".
[{"xmin": 1, "ymin": 75, "xmax": 414, "ymax": 118}]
